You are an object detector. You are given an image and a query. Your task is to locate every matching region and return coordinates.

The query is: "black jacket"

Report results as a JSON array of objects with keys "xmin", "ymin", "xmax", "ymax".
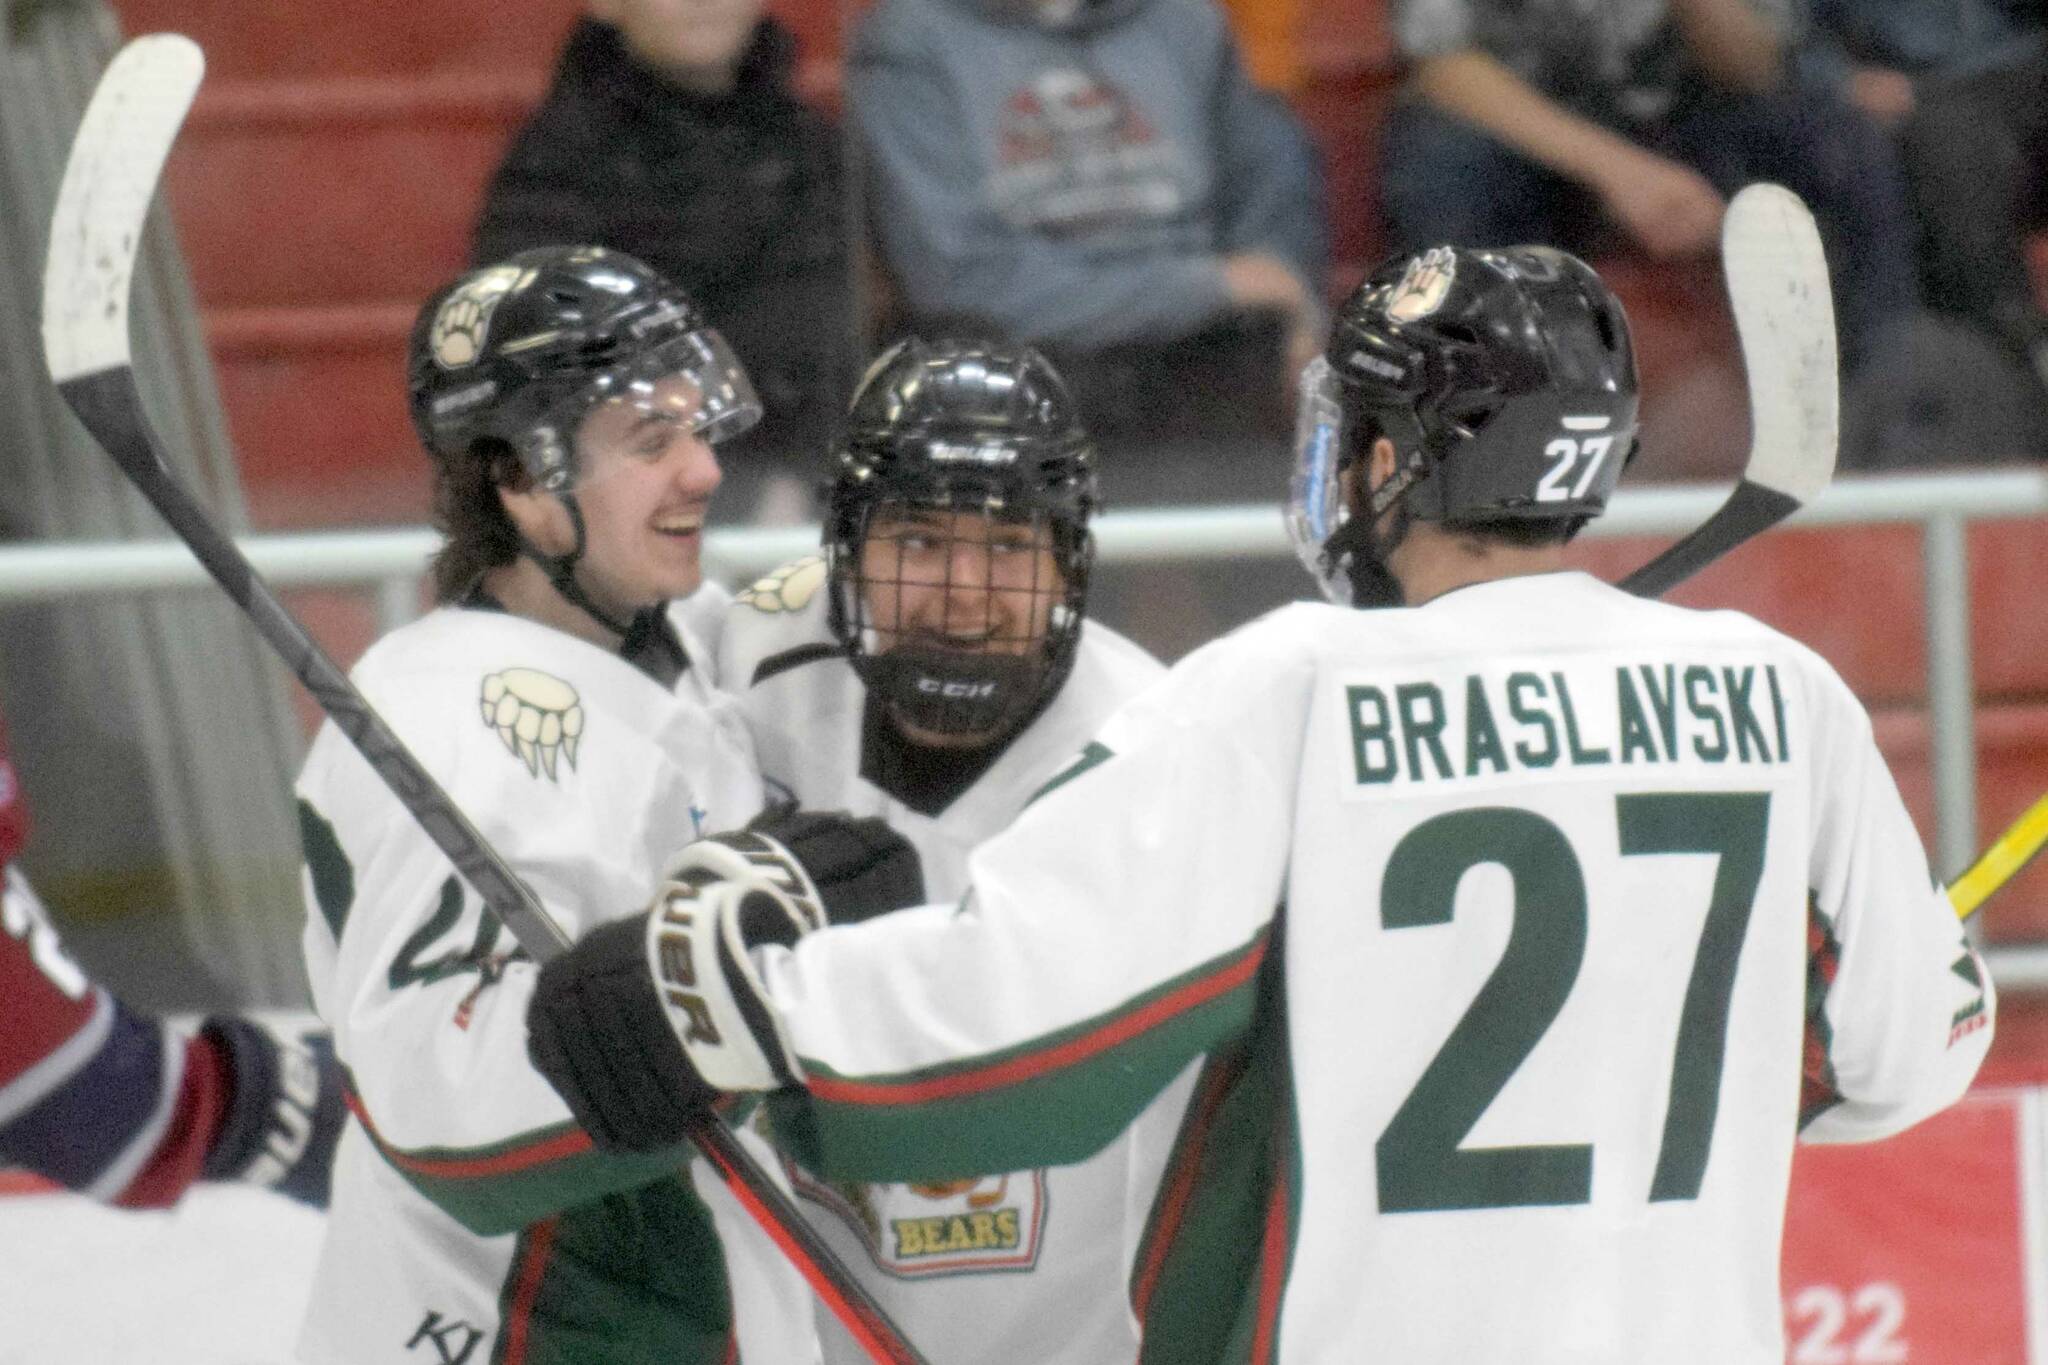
[{"xmin": 474, "ymin": 19, "xmax": 850, "ymax": 464}]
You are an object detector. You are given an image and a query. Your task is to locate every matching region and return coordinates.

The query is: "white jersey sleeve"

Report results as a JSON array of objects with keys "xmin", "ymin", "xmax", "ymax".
[
  {"xmin": 1796, "ymin": 652, "xmax": 1992, "ymax": 1142},
  {"xmin": 755, "ymin": 615, "xmax": 1312, "ymax": 1181}
]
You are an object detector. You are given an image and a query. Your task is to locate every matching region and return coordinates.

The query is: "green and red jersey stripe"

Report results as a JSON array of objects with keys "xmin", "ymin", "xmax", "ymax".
[
  {"xmin": 775, "ymin": 927, "xmax": 1269, "ymax": 1195},
  {"xmin": 1799, "ymin": 893, "xmax": 1845, "ymax": 1128},
  {"xmin": 1131, "ymin": 1053, "xmax": 1243, "ymax": 1320},
  {"xmin": 345, "ymin": 1085, "xmax": 592, "ymax": 1178},
  {"xmin": 494, "ymin": 1216, "xmax": 557, "ymax": 1365},
  {"xmin": 1251, "ymin": 1164, "xmax": 1292, "ymax": 1365},
  {"xmin": 342, "ymin": 1079, "xmax": 688, "ymax": 1236},
  {"xmin": 806, "ymin": 930, "xmax": 1268, "ymax": 1107}
]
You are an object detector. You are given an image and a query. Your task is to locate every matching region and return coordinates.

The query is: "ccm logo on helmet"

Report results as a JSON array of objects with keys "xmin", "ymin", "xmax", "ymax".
[{"xmin": 917, "ymin": 677, "xmax": 998, "ymax": 701}]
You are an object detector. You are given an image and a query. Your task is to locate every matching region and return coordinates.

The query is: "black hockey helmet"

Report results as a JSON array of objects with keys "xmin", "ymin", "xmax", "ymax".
[
  {"xmin": 1289, "ymin": 245, "xmax": 1639, "ymax": 602},
  {"xmin": 826, "ymin": 338, "xmax": 1098, "ymax": 740},
  {"xmin": 406, "ymin": 245, "xmax": 760, "ymax": 491}
]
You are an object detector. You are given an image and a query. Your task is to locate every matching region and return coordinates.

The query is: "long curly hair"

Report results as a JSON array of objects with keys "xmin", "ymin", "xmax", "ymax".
[{"xmin": 430, "ymin": 440, "xmax": 530, "ymax": 603}]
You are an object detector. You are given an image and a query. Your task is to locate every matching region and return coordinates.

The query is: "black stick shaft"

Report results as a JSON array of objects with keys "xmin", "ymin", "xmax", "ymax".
[{"xmin": 1618, "ymin": 479, "xmax": 1801, "ymax": 599}]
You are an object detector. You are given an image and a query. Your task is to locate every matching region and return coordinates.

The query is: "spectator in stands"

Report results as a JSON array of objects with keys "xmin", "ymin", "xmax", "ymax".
[
  {"xmin": 1381, "ymin": 0, "xmax": 1919, "ymax": 372},
  {"xmin": 848, "ymin": 0, "xmax": 1328, "ymax": 445},
  {"xmin": 1793, "ymin": 0, "xmax": 2048, "ymax": 408},
  {"xmin": 474, "ymin": 0, "xmax": 847, "ymax": 519}
]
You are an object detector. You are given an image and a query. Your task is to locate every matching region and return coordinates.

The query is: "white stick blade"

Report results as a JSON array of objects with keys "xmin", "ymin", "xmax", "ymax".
[
  {"xmin": 1722, "ymin": 183, "xmax": 1838, "ymax": 504},
  {"xmin": 42, "ymin": 34, "xmax": 205, "ymax": 384}
]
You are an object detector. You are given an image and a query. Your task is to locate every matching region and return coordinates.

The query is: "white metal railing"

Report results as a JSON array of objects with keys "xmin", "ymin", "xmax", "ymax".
[{"xmin": 4, "ymin": 468, "xmax": 2046, "ymax": 981}]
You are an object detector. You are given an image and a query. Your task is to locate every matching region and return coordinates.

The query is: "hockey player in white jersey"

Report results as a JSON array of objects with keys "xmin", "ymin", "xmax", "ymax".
[
  {"xmin": 526, "ymin": 245, "xmax": 1994, "ymax": 1363},
  {"xmin": 716, "ymin": 338, "xmax": 1178, "ymax": 1363},
  {"xmin": 294, "ymin": 246, "xmax": 823, "ymax": 1365}
]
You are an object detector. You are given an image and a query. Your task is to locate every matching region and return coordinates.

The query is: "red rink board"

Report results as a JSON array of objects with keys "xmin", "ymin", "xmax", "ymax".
[{"xmin": 1782, "ymin": 1090, "xmax": 2036, "ymax": 1364}]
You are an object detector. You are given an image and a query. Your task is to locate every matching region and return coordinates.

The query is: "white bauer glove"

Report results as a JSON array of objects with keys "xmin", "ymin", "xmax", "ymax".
[
  {"xmin": 645, "ymin": 865, "xmax": 817, "ymax": 1096},
  {"xmin": 527, "ymin": 816, "xmax": 921, "ymax": 1152}
]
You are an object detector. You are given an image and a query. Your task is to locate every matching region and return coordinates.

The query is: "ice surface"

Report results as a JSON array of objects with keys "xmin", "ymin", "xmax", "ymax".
[{"xmin": 0, "ymin": 1184, "xmax": 323, "ymax": 1364}]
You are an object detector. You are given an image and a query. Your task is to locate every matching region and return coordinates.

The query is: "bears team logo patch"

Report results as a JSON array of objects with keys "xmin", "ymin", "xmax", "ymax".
[
  {"xmin": 738, "ymin": 557, "xmax": 827, "ymax": 614},
  {"xmin": 430, "ymin": 265, "xmax": 529, "ymax": 369},
  {"xmin": 788, "ymin": 1166, "xmax": 1050, "ymax": 1278},
  {"xmin": 480, "ymin": 668, "xmax": 583, "ymax": 780},
  {"xmin": 1384, "ymin": 246, "xmax": 1457, "ymax": 323}
]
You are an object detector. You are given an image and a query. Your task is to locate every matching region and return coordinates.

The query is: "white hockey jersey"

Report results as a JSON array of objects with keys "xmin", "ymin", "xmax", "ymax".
[
  {"xmin": 719, "ymin": 557, "xmax": 1186, "ymax": 1365},
  {"xmin": 753, "ymin": 572, "xmax": 1994, "ymax": 1364},
  {"xmin": 294, "ymin": 605, "xmax": 810, "ymax": 1365}
]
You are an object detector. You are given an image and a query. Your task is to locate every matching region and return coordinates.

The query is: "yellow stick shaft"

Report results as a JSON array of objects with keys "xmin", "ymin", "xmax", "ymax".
[{"xmin": 1950, "ymin": 792, "xmax": 2048, "ymax": 921}]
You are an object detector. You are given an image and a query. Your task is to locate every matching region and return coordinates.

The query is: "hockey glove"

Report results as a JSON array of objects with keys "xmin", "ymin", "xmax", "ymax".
[
  {"xmin": 676, "ymin": 807, "xmax": 925, "ymax": 925},
  {"xmin": 198, "ymin": 1015, "xmax": 348, "ymax": 1209},
  {"xmin": 528, "ymin": 874, "xmax": 813, "ymax": 1152}
]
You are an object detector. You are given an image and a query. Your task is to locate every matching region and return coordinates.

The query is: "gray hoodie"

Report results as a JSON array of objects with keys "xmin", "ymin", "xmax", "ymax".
[{"xmin": 850, "ymin": 0, "xmax": 1326, "ymax": 349}]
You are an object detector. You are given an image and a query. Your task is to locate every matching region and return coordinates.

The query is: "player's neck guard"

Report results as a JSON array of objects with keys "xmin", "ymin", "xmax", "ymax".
[{"xmin": 857, "ymin": 646, "xmax": 1050, "ymax": 741}]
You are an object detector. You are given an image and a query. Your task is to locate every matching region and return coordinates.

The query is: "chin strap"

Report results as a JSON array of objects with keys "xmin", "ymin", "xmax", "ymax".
[
  {"xmin": 1322, "ymin": 451, "xmax": 1427, "ymax": 609},
  {"xmin": 516, "ymin": 492, "xmax": 642, "ymax": 640},
  {"xmin": 514, "ymin": 492, "xmax": 682, "ymax": 684},
  {"xmin": 1330, "ymin": 509, "xmax": 1409, "ymax": 608}
]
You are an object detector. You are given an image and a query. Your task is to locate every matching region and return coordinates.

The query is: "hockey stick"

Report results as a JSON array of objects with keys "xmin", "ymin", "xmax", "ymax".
[
  {"xmin": 1607, "ymin": 201, "xmax": 2047, "ymax": 924},
  {"xmin": 1602, "ymin": 193, "xmax": 2048, "ymax": 928},
  {"xmin": 1951, "ymin": 792, "xmax": 2048, "ymax": 922},
  {"xmin": 1620, "ymin": 183, "xmax": 1838, "ymax": 597},
  {"xmin": 42, "ymin": 35, "xmax": 928, "ymax": 1365}
]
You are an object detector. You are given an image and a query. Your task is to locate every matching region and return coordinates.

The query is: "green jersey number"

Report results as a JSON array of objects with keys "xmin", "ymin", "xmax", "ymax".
[{"xmin": 1376, "ymin": 793, "xmax": 1770, "ymax": 1213}]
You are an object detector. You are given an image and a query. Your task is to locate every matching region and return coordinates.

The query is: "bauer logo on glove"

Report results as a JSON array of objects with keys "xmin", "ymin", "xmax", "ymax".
[
  {"xmin": 644, "ymin": 862, "xmax": 815, "ymax": 1094},
  {"xmin": 651, "ymin": 883, "xmax": 725, "ymax": 1048},
  {"xmin": 528, "ymin": 839, "xmax": 824, "ymax": 1150}
]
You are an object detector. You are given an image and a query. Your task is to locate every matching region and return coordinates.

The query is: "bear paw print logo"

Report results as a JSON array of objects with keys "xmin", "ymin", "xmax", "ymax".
[
  {"xmin": 738, "ymin": 556, "xmax": 827, "ymax": 614},
  {"xmin": 430, "ymin": 265, "xmax": 528, "ymax": 369},
  {"xmin": 480, "ymin": 668, "xmax": 584, "ymax": 780},
  {"xmin": 1384, "ymin": 246, "xmax": 1457, "ymax": 323}
]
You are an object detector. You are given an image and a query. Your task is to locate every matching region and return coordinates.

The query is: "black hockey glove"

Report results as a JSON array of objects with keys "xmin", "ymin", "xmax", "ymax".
[
  {"xmin": 528, "ymin": 858, "xmax": 816, "ymax": 1152},
  {"xmin": 198, "ymin": 1015, "xmax": 348, "ymax": 1209},
  {"xmin": 738, "ymin": 806, "xmax": 925, "ymax": 924}
]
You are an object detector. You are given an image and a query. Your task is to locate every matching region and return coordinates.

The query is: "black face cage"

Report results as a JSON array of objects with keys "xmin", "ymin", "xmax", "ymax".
[{"xmin": 827, "ymin": 493, "xmax": 1092, "ymax": 741}]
